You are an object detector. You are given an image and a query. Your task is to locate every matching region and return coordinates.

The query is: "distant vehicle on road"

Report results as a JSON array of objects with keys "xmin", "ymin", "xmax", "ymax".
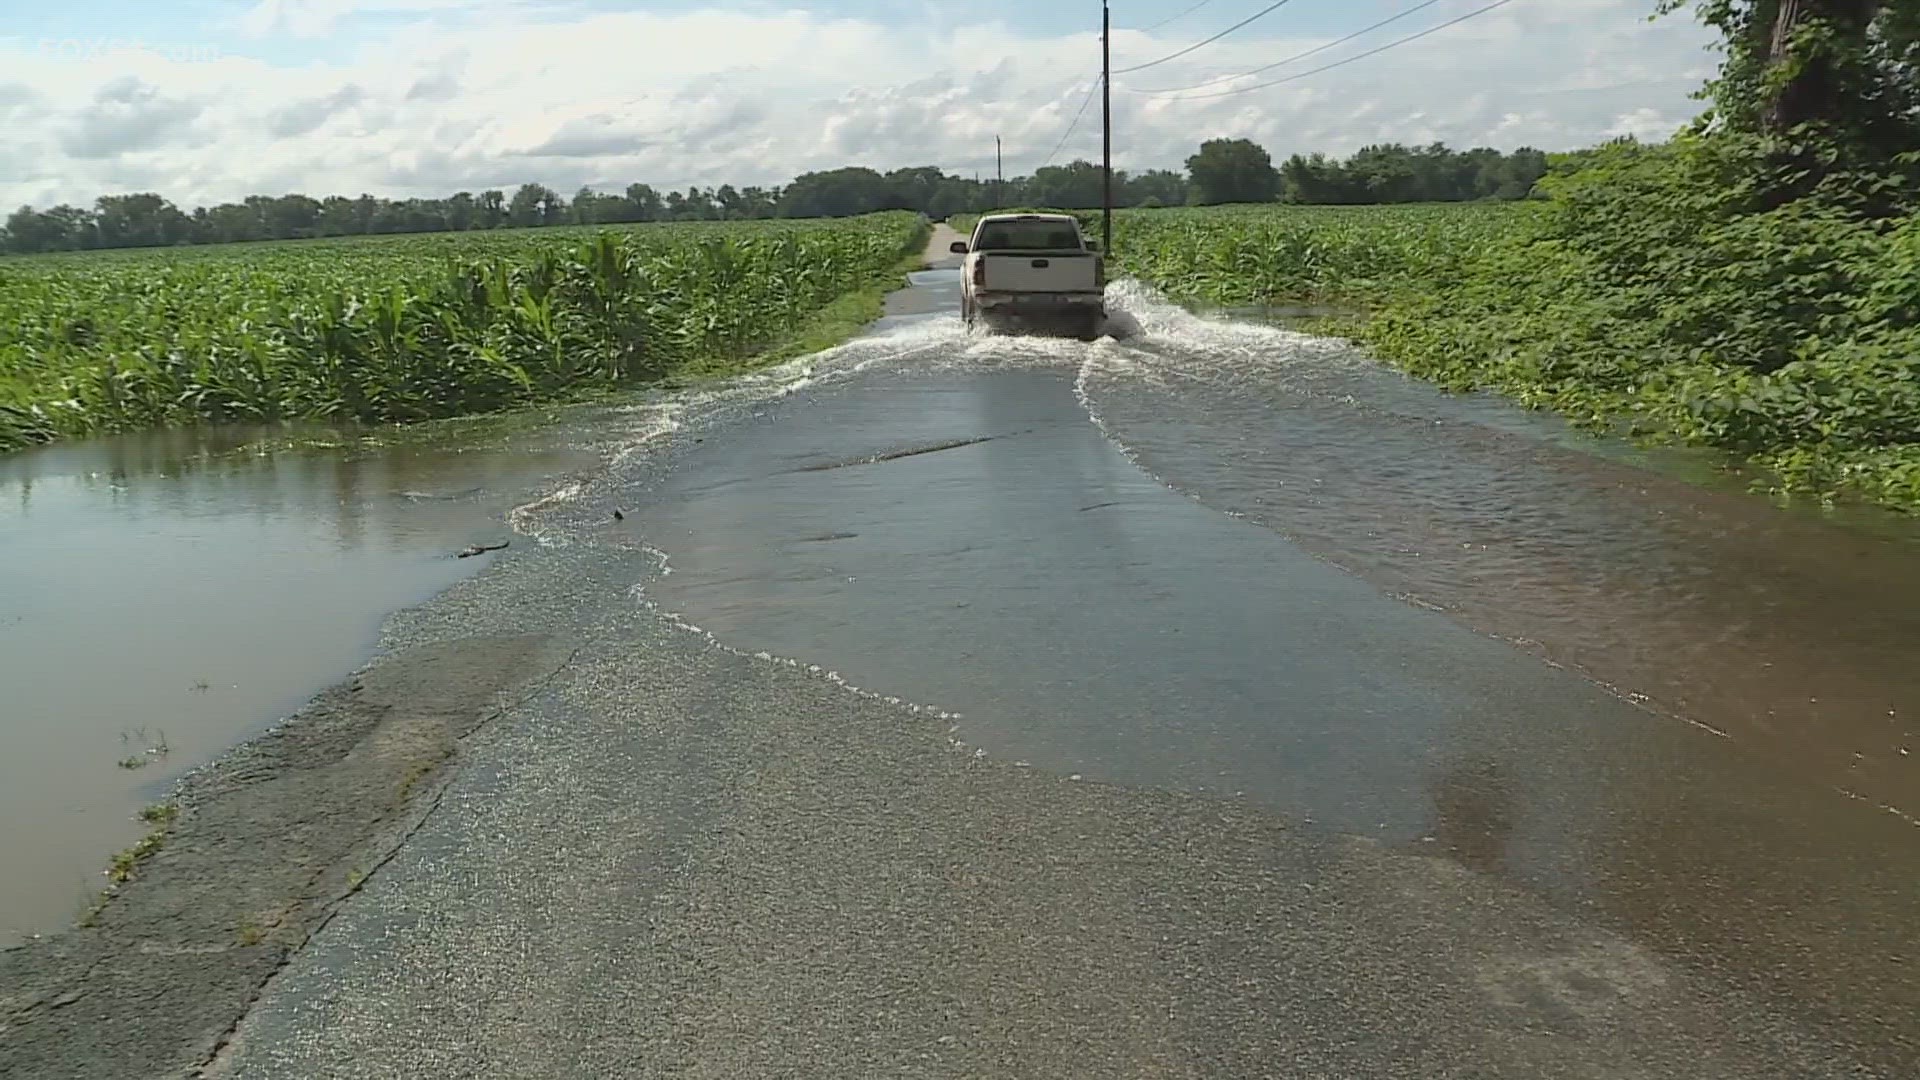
[{"xmin": 951, "ymin": 213, "xmax": 1106, "ymax": 341}]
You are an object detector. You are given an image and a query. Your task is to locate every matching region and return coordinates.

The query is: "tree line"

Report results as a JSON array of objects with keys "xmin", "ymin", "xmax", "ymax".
[{"xmin": 0, "ymin": 141, "xmax": 1552, "ymax": 255}]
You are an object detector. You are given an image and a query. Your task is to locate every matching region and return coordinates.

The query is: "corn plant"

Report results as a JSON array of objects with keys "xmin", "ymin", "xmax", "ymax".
[{"xmin": 0, "ymin": 213, "xmax": 923, "ymax": 450}]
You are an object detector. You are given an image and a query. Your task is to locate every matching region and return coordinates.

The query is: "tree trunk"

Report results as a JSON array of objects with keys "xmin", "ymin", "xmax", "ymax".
[{"xmin": 1766, "ymin": 0, "xmax": 1881, "ymax": 133}]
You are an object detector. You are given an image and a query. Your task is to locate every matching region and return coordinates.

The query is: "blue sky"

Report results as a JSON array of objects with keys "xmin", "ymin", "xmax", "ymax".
[{"xmin": 1, "ymin": 1, "xmax": 1719, "ymax": 207}]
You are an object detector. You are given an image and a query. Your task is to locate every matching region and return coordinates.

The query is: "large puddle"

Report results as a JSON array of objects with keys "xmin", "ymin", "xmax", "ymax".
[{"xmin": 0, "ymin": 418, "xmax": 609, "ymax": 945}]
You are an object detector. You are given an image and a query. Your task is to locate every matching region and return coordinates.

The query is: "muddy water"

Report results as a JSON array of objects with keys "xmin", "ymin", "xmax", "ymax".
[
  {"xmin": 598, "ymin": 267, "xmax": 1920, "ymax": 1067},
  {"xmin": 1083, "ymin": 283, "xmax": 1920, "ymax": 820},
  {"xmin": 0, "ymin": 418, "xmax": 608, "ymax": 946}
]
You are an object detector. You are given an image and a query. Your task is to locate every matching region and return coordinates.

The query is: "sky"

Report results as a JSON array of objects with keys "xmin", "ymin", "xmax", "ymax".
[{"xmin": 0, "ymin": 0, "xmax": 1722, "ymax": 210}]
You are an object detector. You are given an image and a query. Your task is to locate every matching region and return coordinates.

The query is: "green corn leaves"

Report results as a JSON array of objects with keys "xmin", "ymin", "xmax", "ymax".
[{"xmin": 0, "ymin": 213, "xmax": 922, "ymax": 450}]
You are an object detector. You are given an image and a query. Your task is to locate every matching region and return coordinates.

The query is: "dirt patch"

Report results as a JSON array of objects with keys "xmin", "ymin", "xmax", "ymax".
[{"xmin": 0, "ymin": 634, "xmax": 574, "ymax": 1079}]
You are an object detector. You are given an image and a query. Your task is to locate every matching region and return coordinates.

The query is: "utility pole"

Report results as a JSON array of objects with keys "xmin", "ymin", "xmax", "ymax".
[
  {"xmin": 996, "ymin": 135, "xmax": 1004, "ymax": 208},
  {"xmin": 1101, "ymin": 0, "xmax": 1113, "ymax": 255}
]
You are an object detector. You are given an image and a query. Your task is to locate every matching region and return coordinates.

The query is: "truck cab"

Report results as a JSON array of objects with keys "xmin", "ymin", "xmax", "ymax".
[{"xmin": 949, "ymin": 213, "xmax": 1106, "ymax": 340}]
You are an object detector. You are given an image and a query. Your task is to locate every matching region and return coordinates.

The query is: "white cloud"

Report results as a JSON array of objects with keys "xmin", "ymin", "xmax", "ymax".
[{"xmin": 0, "ymin": 1, "xmax": 1719, "ymax": 209}]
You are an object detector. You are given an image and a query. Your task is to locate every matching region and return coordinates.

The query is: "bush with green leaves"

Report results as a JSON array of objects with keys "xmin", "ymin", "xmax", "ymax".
[
  {"xmin": 1357, "ymin": 136, "xmax": 1919, "ymax": 510},
  {"xmin": 0, "ymin": 213, "xmax": 924, "ymax": 450}
]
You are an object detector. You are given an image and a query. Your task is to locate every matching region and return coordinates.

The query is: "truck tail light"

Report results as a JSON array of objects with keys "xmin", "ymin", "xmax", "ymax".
[
  {"xmin": 1095, "ymin": 255, "xmax": 1106, "ymax": 290},
  {"xmin": 971, "ymin": 258, "xmax": 985, "ymax": 287}
]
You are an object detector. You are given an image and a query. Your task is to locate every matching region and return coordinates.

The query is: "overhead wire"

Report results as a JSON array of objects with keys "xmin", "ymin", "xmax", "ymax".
[
  {"xmin": 1127, "ymin": 0, "xmax": 1217, "ymax": 34},
  {"xmin": 1036, "ymin": 72, "xmax": 1104, "ymax": 170},
  {"xmin": 1125, "ymin": 0, "xmax": 1451, "ymax": 95},
  {"xmin": 1111, "ymin": 0, "xmax": 1300, "ymax": 75},
  {"xmin": 1136, "ymin": 0, "xmax": 1519, "ymax": 100}
]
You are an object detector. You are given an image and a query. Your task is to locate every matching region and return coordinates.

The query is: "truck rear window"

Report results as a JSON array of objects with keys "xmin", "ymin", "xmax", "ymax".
[{"xmin": 975, "ymin": 222, "xmax": 1083, "ymax": 251}]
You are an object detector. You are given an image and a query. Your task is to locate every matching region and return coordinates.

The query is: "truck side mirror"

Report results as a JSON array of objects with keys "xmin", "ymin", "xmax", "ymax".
[
  {"xmin": 1085, "ymin": 240, "xmax": 1100, "ymax": 252},
  {"xmin": 949, "ymin": 241, "xmax": 969, "ymax": 254}
]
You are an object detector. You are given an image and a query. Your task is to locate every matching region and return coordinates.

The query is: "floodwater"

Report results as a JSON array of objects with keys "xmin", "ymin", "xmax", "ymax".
[
  {"xmin": 0, "ymin": 418, "xmax": 607, "ymax": 946},
  {"xmin": 540, "ymin": 257, "xmax": 1918, "ymax": 1068}
]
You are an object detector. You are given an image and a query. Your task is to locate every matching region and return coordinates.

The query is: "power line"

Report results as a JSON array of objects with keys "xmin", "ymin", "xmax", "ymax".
[
  {"xmin": 1037, "ymin": 73, "xmax": 1104, "ymax": 171},
  {"xmin": 1141, "ymin": 0, "xmax": 1518, "ymax": 100},
  {"xmin": 1126, "ymin": 0, "xmax": 1216, "ymax": 34},
  {"xmin": 1111, "ymin": 0, "xmax": 1300, "ymax": 76},
  {"xmin": 1125, "ymin": 0, "xmax": 1451, "ymax": 95}
]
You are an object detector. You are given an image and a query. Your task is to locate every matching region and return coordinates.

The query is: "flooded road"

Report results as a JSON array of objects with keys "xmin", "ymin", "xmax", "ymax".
[
  {"xmin": 598, "ymin": 252, "xmax": 1918, "ymax": 1067},
  {"xmin": 0, "ymin": 418, "xmax": 607, "ymax": 945},
  {"xmin": 8, "ymin": 235, "xmax": 1918, "ymax": 1072}
]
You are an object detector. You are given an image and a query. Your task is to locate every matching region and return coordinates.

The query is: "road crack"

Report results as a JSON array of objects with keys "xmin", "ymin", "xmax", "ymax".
[{"xmin": 789, "ymin": 433, "xmax": 1010, "ymax": 473}]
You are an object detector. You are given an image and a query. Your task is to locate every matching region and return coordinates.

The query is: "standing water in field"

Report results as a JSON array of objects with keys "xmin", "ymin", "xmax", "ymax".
[{"xmin": 0, "ymin": 416, "xmax": 618, "ymax": 946}]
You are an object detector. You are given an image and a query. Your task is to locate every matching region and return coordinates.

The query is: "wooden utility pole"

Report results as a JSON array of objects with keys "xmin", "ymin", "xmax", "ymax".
[
  {"xmin": 996, "ymin": 135, "xmax": 1004, "ymax": 208},
  {"xmin": 1101, "ymin": 0, "xmax": 1113, "ymax": 255}
]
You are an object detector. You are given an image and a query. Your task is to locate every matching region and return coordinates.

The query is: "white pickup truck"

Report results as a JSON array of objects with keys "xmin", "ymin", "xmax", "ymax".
[{"xmin": 949, "ymin": 213, "xmax": 1106, "ymax": 340}]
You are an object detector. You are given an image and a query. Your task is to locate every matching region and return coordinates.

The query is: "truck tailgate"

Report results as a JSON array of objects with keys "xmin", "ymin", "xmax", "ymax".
[{"xmin": 981, "ymin": 253, "xmax": 1099, "ymax": 293}]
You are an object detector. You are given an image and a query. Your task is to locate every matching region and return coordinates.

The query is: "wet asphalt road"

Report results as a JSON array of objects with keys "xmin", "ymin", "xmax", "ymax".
[{"xmin": 210, "ymin": 231, "xmax": 1915, "ymax": 1077}]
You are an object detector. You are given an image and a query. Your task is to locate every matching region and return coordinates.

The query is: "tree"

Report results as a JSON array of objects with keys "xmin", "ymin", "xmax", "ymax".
[
  {"xmin": 92, "ymin": 193, "xmax": 191, "ymax": 248},
  {"xmin": 260, "ymin": 194, "xmax": 322, "ymax": 239},
  {"xmin": 201, "ymin": 202, "xmax": 260, "ymax": 243},
  {"xmin": 477, "ymin": 190, "xmax": 507, "ymax": 229},
  {"xmin": 572, "ymin": 185, "xmax": 607, "ymax": 225},
  {"xmin": 1656, "ymin": 0, "xmax": 1918, "ymax": 194},
  {"xmin": 777, "ymin": 167, "xmax": 891, "ymax": 218},
  {"xmin": 1125, "ymin": 169, "xmax": 1189, "ymax": 208},
  {"xmin": 623, "ymin": 183, "xmax": 663, "ymax": 222},
  {"xmin": 1277, "ymin": 144, "xmax": 1549, "ymax": 204},
  {"xmin": 677, "ymin": 187, "xmax": 716, "ymax": 220},
  {"xmin": 884, "ymin": 166, "xmax": 946, "ymax": 213},
  {"xmin": 444, "ymin": 191, "xmax": 476, "ymax": 231},
  {"xmin": 508, "ymin": 183, "xmax": 557, "ymax": 227},
  {"xmin": 0, "ymin": 140, "xmax": 1570, "ymax": 256},
  {"xmin": 3, "ymin": 205, "xmax": 90, "ymax": 253},
  {"xmin": 927, "ymin": 179, "xmax": 976, "ymax": 219},
  {"xmin": 1027, "ymin": 161, "xmax": 1108, "ymax": 208},
  {"xmin": 736, "ymin": 186, "xmax": 777, "ymax": 218},
  {"xmin": 1186, "ymin": 138, "xmax": 1281, "ymax": 205}
]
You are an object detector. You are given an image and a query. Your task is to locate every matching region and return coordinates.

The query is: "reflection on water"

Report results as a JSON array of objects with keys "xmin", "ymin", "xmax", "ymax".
[{"xmin": 0, "ymin": 420, "xmax": 599, "ymax": 946}]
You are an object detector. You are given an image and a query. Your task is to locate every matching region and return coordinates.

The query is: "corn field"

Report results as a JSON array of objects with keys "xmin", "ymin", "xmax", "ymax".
[{"xmin": 0, "ymin": 213, "xmax": 925, "ymax": 451}]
